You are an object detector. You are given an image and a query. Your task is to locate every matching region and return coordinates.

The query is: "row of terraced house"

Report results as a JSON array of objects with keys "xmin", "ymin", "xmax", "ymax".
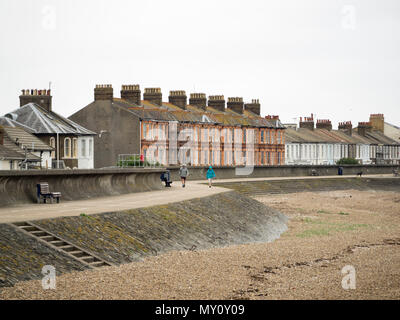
[
  {"xmin": 0, "ymin": 84, "xmax": 399, "ymax": 170},
  {"xmin": 69, "ymin": 85, "xmax": 286, "ymax": 168},
  {"xmin": 285, "ymin": 114, "xmax": 400, "ymax": 165}
]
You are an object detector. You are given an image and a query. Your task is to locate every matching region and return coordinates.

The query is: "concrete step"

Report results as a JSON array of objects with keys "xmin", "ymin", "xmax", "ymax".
[
  {"xmin": 59, "ymin": 245, "xmax": 75, "ymax": 251},
  {"xmin": 10, "ymin": 221, "xmax": 113, "ymax": 270},
  {"xmin": 49, "ymin": 240, "xmax": 69, "ymax": 247},
  {"xmin": 82, "ymin": 256, "xmax": 97, "ymax": 263},
  {"xmin": 39, "ymin": 235, "xmax": 58, "ymax": 241},
  {"xmin": 31, "ymin": 231, "xmax": 48, "ymax": 236},
  {"xmin": 20, "ymin": 226, "xmax": 38, "ymax": 232}
]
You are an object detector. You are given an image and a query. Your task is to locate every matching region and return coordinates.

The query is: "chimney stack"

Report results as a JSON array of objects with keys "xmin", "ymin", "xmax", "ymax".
[
  {"xmin": 316, "ymin": 119, "xmax": 332, "ymax": 131},
  {"xmin": 121, "ymin": 85, "xmax": 141, "ymax": 105},
  {"xmin": 299, "ymin": 114, "xmax": 314, "ymax": 130},
  {"xmin": 143, "ymin": 88, "xmax": 162, "ymax": 106},
  {"xmin": 244, "ymin": 99, "xmax": 261, "ymax": 115},
  {"xmin": 265, "ymin": 115, "xmax": 279, "ymax": 120},
  {"xmin": 338, "ymin": 121, "xmax": 353, "ymax": 136},
  {"xmin": 20, "ymin": 88, "xmax": 52, "ymax": 112},
  {"xmin": 369, "ymin": 113, "xmax": 384, "ymax": 133},
  {"xmin": 169, "ymin": 90, "xmax": 187, "ymax": 110},
  {"xmin": 227, "ymin": 97, "xmax": 244, "ymax": 114},
  {"xmin": 189, "ymin": 93, "xmax": 207, "ymax": 110},
  {"xmin": 357, "ymin": 122, "xmax": 372, "ymax": 136},
  {"xmin": 94, "ymin": 84, "xmax": 113, "ymax": 101},
  {"xmin": 208, "ymin": 95, "xmax": 225, "ymax": 112}
]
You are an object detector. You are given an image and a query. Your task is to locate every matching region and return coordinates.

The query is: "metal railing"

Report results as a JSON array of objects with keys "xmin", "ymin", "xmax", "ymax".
[{"xmin": 117, "ymin": 154, "xmax": 163, "ymax": 168}]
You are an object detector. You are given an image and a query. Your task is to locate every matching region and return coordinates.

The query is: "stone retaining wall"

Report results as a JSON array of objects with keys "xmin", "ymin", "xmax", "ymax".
[
  {"xmin": 166, "ymin": 164, "xmax": 399, "ymax": 181},
  {"xmin": 0, "ymin": 168, "xmax": 164, "ymax": 207}
]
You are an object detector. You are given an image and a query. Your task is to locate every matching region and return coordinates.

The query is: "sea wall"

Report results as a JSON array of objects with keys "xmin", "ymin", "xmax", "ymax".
[
  {"xmin": 166, "ymin": 164, "xmax": 399, "ymax": 181},
  {"xmin": 0, "ymin": 168, "xmax": 164, "ymax": 207}
]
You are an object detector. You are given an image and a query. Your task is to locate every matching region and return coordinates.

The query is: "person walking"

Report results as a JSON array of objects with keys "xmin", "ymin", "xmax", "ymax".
[
  {"xmin": 179, "ymin": 164, "xmax": 189, "ymax": 188},
  {"xmin": 206, "ymin": 166, "xmax": 216, "ymax": 188}
]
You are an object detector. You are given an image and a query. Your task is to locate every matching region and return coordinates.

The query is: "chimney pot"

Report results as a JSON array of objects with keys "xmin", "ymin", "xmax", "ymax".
[
  {"xmin": 244, "ymin": 99, "xmax": 261, "ymax": 115},
  {"xmin": 169, "ymin": 90, "xmax": 187, "ymax": 109},
  {"xmin": 121, "ymin": 84, "xmax": 141, "ymax": 105},
  {"xmin": 189, "ymin": 93, "xmax": 207, "ymax": 110},
  {"xmin": 19, "ymin": 88, "xmax": 53, "ymax": 111},
  {"xmin": 94, "ymin": 84, "xmax": 113, "ymax": 101},
  {"xmin": 208, "ymin": 95, "xmax": 226, "ymax": 112},
  {"xmin": 227, "ymin": 97, "xmax": 244, "ymax": 114},
  {"xmin": 299, "ymin": 114, "xmax": 315, "ymax": 130},
  {"xmin": 143, "ymin": 87, "xmax": 162, "ymax": 106}
]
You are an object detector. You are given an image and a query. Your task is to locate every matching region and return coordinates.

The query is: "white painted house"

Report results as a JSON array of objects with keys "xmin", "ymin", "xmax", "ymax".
[{"xmin": 2, "ymin": 100, "xmax": 96, "ymax": 169}]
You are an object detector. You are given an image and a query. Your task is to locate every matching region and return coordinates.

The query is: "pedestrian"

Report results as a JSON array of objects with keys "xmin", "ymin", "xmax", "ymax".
[
  {"xmin": 179, "ymin": 164, "xmax": 189, "ymax": 188},
  {"xmin": 160, "ymin": 169, "xmax": 172, "ymax": 187},
  {"xmin": 206, "ymin": 166, "xmax": 216, "ymax": 188}
]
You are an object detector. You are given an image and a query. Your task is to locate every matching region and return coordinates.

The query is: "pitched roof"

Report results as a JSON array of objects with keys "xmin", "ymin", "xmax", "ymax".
[
  {"xmin": 2, "ymin": 126, "xmax": 53, "ymax": 151},
  {"xmin": 385, "ymin": 122, "xmax": 400, "ymax": 130},
  {"xmin": 285, "ymin": 128, "xmax": 335, "ymax": 143},
  {"xmin": 0, "ymin": 144, "xmax": 26, "ymax": 160},
  {"xmin": 363, "ymin": 130, "xmax": 400, "ymax": 145},
  {"xmin": 4, "ymin": 103, "xmax": 96, "ymax": 135},
  {"xmin": 0, "ymin": 116, "xmax": 36, "ymax": 133},
  {"xmin": 108, "ymin": 98, "xmax": 285, "ymax": 129},
  {"xmin": 285, "ymin": 127, "xmax": 400, "ymax": 146}
]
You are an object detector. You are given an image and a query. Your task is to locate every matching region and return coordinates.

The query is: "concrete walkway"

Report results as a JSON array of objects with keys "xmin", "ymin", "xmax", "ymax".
[{"xmin": 0, "ymin": 174, "xmax": 394, "ymax": 223}]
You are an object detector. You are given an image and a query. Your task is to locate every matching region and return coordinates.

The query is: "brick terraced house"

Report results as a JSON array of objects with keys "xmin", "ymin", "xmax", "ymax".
[{"xmin": 69, "ymin": 84, "xmax": 286, "ymax": 168}]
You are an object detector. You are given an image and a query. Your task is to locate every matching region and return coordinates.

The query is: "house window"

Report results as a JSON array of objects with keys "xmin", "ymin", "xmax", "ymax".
[
  {"xmin": 89, "ymin": 139, "xmax": 93, "ymax": 157},
  {"xmin": 72, "ymin": 138, "xmax": 78, "ymax": 158},
  {"xmin": 81, "ymin": 139, "xmax": 86, "ymax": 157},
  {"xmin": 261, "ymin": 131, "xmax": 264, "ymax": 143},
  {"xmin": 142, "ymin": 123, "xmax": 147, "ymax": 139},
  {"xmin": 50, "ymin": 137, "xmax": 56, "ymax": 158},
  {"xmin": 64, "ymin": 138, "xmax": 71, "ymax": 158}
]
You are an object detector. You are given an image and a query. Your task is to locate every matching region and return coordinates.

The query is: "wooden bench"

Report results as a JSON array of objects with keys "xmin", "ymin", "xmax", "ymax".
[{"xmin": 36, "ymin": 182, "xmax": 61, "ymax": 204}]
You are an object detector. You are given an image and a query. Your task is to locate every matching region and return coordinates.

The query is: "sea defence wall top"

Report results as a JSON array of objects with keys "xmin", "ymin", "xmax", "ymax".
[{"xmin": 0, "ymin": 168, "xmax": 165, "ymax": 207}]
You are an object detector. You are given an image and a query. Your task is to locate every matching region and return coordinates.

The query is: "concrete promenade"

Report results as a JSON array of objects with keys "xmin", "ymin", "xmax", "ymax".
[{"xmin": 0, "ymin": 174, "xmax": 393, "ymax": 223}]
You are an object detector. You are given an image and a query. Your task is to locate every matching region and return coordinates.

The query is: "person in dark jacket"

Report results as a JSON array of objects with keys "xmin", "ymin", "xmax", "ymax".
[
  {"xmin": 160, "ymin": 169, "xmax": 172, "ymax": 187},
  {"xmin": 206, "ymin": 166, "xmax": 216, "ymax": 188}
]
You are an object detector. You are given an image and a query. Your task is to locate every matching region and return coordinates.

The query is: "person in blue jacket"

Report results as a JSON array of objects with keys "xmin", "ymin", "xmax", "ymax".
[{"xmin": 206, "ymin": 166, "xmax": 216, "ymax": 188}]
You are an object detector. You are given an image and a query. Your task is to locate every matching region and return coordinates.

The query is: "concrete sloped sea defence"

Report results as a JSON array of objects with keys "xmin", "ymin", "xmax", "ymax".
[{"xmin": 0, "ymin": 191, "xmax": 287, "ymax": 288}]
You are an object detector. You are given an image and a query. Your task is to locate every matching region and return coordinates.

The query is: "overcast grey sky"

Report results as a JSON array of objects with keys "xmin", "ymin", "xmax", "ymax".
[{"xmin": 0, "ymin": 0, "xmax": 399, "ymax": 127}]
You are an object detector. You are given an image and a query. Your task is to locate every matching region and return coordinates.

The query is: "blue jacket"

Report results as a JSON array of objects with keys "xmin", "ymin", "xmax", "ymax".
[{"xmin": 206, "ymin": 168, "xmax": 216, "ymax": 179}]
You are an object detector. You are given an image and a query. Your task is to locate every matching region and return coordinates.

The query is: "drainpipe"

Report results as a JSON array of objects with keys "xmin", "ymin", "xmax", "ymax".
[
  {"xmin": 57, "ymin": 132, "xmax": 59, "ymax": 169},
  {"xmin": 139, "ymin": 120, "xmax": 142, "ymax": 160}
]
